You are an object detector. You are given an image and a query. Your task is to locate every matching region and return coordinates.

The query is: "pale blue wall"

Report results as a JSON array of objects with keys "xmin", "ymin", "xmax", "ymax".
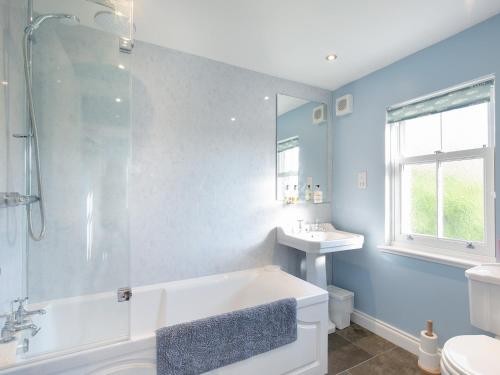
[{"xmin": 331, "ymin": 14, "xmax": 500, "ymax": 345}]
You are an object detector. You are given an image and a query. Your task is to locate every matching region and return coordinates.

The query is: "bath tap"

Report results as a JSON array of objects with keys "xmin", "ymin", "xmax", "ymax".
[
  {"xmin": 0, "ymin": 298, "xmax": 45, "ymax": 344},
  {"xmin": 13, "ymin": 323, "xmax": 41, "ymax": 337},
  {"xmin": 1, "ymin": 315, "xmax": 36, "ymax": 344},
  {"xmin": 1, "ymin": 312, "xmax": 42, "ymax": 344},
  {"xmin": 0, "ymin": 314, "xmax": 17, "ymax": 343},
  {"xmin": 13, "ymin": 298, "xmax": 46, "ymax": 325}
]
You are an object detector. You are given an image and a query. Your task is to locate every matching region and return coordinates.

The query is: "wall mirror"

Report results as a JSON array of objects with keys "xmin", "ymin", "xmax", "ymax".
[{"xmin": 276, "ymin": 94, "xmax": 330, "ymax": 203}]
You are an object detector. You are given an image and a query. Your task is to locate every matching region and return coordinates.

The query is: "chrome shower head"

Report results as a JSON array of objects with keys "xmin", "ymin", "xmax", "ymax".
[{"xmin": 25, "ymin": 14, "xmax": 80, "ymax": 35}]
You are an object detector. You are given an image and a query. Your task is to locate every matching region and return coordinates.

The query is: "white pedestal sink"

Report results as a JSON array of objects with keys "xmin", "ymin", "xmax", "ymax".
[{"xmin": 277, "ymin": 223, "xmax": 364, "ymax": 332}]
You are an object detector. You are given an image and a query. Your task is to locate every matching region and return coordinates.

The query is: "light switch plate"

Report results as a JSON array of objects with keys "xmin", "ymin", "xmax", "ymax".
[{"xmin": 358, "ymin": 171, "xmax": 367, "ymax": 189}]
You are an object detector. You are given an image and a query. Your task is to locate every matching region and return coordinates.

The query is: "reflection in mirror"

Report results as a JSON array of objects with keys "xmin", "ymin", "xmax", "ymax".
[{"xmin": 276, "ymin": 94, "xmax": 329, "ymax": 203}]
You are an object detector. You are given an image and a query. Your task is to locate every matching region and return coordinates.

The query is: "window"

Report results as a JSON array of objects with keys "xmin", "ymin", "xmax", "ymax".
[
  {"xmin": 385, "ymin": 77, "xmax": 495, "ymax": 263},
  {"xmin": 277, "ymin": 136, "xmax": 299, "ymax": 201}
]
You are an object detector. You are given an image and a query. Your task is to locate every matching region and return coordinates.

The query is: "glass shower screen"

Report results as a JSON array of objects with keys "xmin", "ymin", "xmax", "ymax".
[{"xmin": 24, "ymin": 0, "xmax": 133, "ymax": 357}]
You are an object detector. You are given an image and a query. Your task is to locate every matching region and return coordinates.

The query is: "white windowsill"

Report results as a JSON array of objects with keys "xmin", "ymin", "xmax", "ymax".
[{"xmin": 377, "ymin": 244, "xmax": 497, "ymax": 269}]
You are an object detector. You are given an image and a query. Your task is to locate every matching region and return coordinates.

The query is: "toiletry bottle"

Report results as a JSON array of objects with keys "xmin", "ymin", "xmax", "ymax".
[
  {"xmin": 283, "ymin": 185, "xmax": 290, "ymax": 204},
  {"xmin": 292, "ymin": 185, "xmax": 299, "ymax": 204},
  {"xmin": 313, "ymin": 185, "xmax": 323, "ymax": 204},
  {"xmin": 305, "ymin": 184, "xmax": 312, "ymax": 201}
]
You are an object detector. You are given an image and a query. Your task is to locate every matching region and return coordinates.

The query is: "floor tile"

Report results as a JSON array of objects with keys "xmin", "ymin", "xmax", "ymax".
[
  {"xmin": 336, "ymin": 324, "xmax": 373, "ymax": 343},
  {"xmin": 353, "ymin": 333, "xmax": 396, "ymax": 356},
  {"xmin": 328, "ymin": 334, "xmax": 373, "ymax": 375},
  {"xmin": 348, "ymin": 347, "xmax": 420, "ymax": 375},
  {"xmin": 328, "ymin": 333, "xmax": 352, "ymax": 350}
]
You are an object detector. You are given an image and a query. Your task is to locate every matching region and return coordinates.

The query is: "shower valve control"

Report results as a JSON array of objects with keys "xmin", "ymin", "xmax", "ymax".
[{"xmin": 0, "ymin": 193, "xmax": 39, "ymax": 208}]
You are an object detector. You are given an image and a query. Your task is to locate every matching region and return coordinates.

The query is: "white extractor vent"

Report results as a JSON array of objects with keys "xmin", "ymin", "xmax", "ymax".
[
  {"xmin": 336, "ymin": 94, "xmax": 353, "ymax": 116},
  {"xmin": 312, "ymin": 104, "xmax": 327, "ymax": 124}
]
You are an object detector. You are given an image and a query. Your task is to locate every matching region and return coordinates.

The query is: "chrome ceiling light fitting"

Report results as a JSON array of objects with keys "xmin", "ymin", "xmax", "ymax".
[{"xmin": 325, "ymin": 54, "xmax": 338, "ymax": 61}]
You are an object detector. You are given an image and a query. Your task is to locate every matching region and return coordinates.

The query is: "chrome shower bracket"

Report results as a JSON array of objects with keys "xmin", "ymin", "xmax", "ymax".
[{"xmin": 119, "ymin": 37, "xmax": 134, "ymax": 53}]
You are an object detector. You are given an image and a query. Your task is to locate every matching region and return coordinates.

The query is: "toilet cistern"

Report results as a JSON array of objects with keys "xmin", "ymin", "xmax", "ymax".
[{"xmin": 440, "ymin": 264, "xmax": 500, "ymax": 375}]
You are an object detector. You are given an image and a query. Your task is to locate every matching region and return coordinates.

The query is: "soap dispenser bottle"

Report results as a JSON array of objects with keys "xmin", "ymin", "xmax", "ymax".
[
  {"xmin": 305, "ymin": 184, "xmax": 313, "ymax": 202},
  {"xmin": 313, "ymin": 185, "xmax": 323, "ymax": 204},
  {"xmin": 283, "ymin": 185, "xmax": 290, "ymax": 204},
  {"xmin": 292, "ymin": 185, "xmax": 299, "ymax": 204}
]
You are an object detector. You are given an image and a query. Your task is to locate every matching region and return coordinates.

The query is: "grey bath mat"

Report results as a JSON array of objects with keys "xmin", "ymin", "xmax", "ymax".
[{"xmin": 156, "ymin": 298, "xmax": 297, "ymax": 375}]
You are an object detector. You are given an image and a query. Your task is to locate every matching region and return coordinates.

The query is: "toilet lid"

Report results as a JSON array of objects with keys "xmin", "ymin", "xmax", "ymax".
[{"xmin": 443, "ymin": 335, "xmax": 500, "ymax": 375}]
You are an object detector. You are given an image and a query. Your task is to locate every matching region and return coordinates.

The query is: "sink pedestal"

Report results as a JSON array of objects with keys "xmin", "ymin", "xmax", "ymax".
[
  {"xmin": 304, "ymin": 253, "xmax": 336, "ymax": 333},
  {"xmin": 305, "ymin": 253, "xmax": 327, "ymax": 290},
  {"xmin": 277, "ymin": 224, "xmax": 365, "ymax": 334}
]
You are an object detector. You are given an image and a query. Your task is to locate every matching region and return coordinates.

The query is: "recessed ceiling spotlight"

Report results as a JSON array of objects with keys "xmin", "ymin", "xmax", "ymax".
[
  {"xmin": 118, "ymin": 64, "xmax": 125, "ymax": 70},
  {"xmin": 230, "ymin": 117, "xmax": 236, "ymax": 122},
  {"xmin": 264, "ymin": 96, "xmax": 270, "ymax": 101},
  {"xmin": 115, "ymin": 97, "xmax": 122, "ymax": 103},
  {"xmin": 326, "ymin": 54, "xmax": 338, "ymax": 61},
  {"xmin": 1, "ymin": 81, "xmax": 8, "ymax": 86}
]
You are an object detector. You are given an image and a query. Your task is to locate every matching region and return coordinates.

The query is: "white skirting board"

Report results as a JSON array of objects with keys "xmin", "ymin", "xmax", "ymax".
[{"xmin": 351, "ymin": 309, "xmax": 442, "ymax": 356}]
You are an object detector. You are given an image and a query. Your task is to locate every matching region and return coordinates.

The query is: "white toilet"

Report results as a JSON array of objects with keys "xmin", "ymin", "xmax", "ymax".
[{"xmin": 441, "ymin": 264, "xmax": 500, "ymax": 375}]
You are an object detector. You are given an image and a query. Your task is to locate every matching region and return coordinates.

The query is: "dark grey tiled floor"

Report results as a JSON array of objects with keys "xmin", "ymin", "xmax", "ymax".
[{"xmin": 328, "ymin": 324, "xmax": 421, "ymax": 375}]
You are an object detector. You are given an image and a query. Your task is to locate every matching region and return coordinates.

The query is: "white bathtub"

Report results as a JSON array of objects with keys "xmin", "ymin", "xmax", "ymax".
[{"xmin": 0, "ymin": 267, "xmax": 328, "ymax": 375}]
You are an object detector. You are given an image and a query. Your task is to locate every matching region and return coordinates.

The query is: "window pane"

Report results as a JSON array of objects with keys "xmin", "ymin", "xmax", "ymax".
[
  {"xmin": 277, "ymin": 146, "xmax": 299, "ymax": 201},
  {"xmin": 402, "ymin": 163, "xmax": 437, "ymax": 236},
  {"xmin": 277, "ymin": 146, "xmax": 299, "ymax": 175},
  {"xmin": 442, "ymin": 103, "xmax": 488, "ymax": 152},
  {"xmin": 442, "ymin": 159, "xmax": 484, "ymax": 241},
  {"xmin": 401, "ymin": 113, "xmax": 441, "ymax": 157}
]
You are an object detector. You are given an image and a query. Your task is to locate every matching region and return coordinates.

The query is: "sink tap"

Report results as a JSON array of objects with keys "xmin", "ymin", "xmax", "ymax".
[
  {"xmin": 297, "ymin": 219, "xmax": 304, "ymax": 233},
  {"xmin": 309, "ymin": 219, "xmax": 319, "ymax": 232}
]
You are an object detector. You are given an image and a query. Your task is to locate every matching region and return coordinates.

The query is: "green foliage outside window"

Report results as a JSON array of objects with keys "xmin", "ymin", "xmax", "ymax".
[{"xmin": 409, "ymin": 169, "xmax": 484, "ymax": 241}]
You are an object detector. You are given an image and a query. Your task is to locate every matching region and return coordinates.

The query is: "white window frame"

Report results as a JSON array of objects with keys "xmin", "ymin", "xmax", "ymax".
[
  {"xmin": 277, "ymin": 137, "xmax": 300, "ymax": 201},
  {"xmin": 383, "ymin": 76, "xmax": 496, "ymax": 266}
]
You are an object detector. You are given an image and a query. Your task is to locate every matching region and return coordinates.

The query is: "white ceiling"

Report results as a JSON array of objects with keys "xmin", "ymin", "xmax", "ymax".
[{"xmin": 133, "ymin": 0, "xmax": 500, "ymax": 90}]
